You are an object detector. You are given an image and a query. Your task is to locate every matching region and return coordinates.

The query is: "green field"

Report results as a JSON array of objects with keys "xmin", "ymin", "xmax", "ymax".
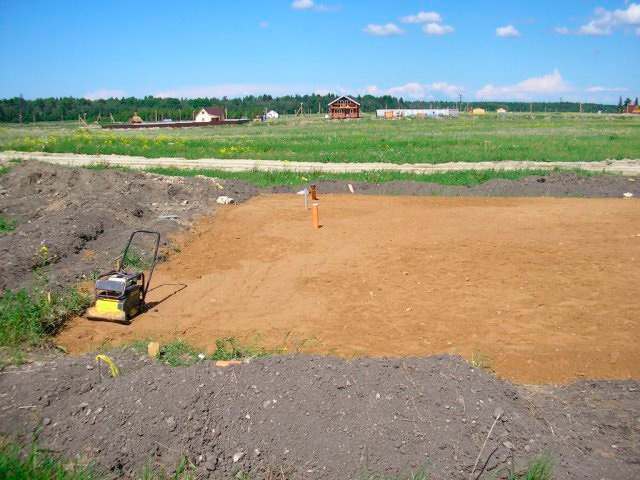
[{"xmin": 1, "ymin": 112, "xmax": 639, "ymax": 164}]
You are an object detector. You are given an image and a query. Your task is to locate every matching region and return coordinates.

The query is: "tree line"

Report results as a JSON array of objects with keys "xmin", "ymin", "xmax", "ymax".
[{"xmin": 0, "ymin": 94, "xmax": 622, "ymax": 123}]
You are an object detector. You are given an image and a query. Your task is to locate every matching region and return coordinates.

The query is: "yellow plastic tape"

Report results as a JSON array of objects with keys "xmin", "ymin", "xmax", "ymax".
[{"xmin": 95, "ymin": 355, "xmax": 120, "ymax": 377}]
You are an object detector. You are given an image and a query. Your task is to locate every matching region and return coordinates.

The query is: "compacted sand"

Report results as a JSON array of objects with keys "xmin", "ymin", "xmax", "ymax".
[{"xmin": 58, "ymin": 194, "xmax": 640, "ymax": 384}]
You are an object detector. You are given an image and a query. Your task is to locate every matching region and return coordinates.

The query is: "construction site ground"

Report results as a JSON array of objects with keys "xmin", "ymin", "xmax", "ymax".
[
  {"xmin": 57, "ymin": 194, "xmax": 640, "ymax": 385},
  {"xmin": 1, "ymin": 161, "xmax": 640, "ymax": 479}
]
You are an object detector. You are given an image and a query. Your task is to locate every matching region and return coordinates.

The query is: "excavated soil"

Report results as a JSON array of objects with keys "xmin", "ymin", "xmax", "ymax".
[
  {"xmin": 1, "ymin": 351, "xmax": 639, "ymax": 479},
  {"xmin": 0, "ymin": 161, "xmax": 260, "ymax": 292},
  {"xmin": 2, "ymin": 161, "xmax": 640, "ymax": 478},
  {"xmin": 58, "ymin": 194, "xmax": 640, "ymax": 385},
  {"xmin": 2, "ymin": 160, "xmax": 639, "ymax": 293}
]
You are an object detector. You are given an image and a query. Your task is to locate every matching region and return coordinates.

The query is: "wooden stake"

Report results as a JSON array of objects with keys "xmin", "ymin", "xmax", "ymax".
[{"xmin": 312, "ymin": 203, "xmax": 319, "ymax": 230}]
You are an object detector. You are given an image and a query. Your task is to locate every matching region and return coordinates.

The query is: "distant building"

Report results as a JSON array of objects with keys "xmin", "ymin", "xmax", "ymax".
[
  {"xmin": 496, "ymin": 108, "xmax": 507, "ymax": 116},
  {"xmin": 625, "ymin": 105, "xmax": 640, "ymax": 114},
  {"xmin": 472, "ymin": 108, "xmax": 486, "ymax": 115},
  {"xmin": 195, "ymin": 107, "xmax": 226, "ymax": 122},
  {"xmin": 328, "ymin": 96, "xmax": 360, "ymax": 119},
  {"xmin": 266, "ymin": 110, "xmax": 279, "ymax": 119},
  {"xmin": 376, "ymin": 109, "xmax": 459, "ymax": 118}
]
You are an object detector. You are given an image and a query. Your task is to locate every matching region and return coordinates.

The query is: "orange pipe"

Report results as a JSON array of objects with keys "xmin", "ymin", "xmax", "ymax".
[
  {"xmin": 311, "ymin": 184, "xmax": 317, "ymax": 200},
  {"xmin": 312, "ymin": 203, "xmax": 319, "ymax": 230}
]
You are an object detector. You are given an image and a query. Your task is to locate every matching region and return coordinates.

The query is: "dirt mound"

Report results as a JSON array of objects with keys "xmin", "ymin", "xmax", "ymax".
[
  {"xmin": 0, "ymin": 161, "xmax": 259, "ymax": 292},
  {"xmin": 290, "ymin": 172, "xmax": 640, "ymax": 198},
  {"xmin": 2, "ymin": 161, "xmax": 638, "ymax": 293},
  {"xmin": 1, "ymin": 352, "xmax": 638, "ymax": 479}
]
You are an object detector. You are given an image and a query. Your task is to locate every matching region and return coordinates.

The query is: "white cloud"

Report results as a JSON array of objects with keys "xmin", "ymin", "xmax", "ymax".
[
  {"xmin": 154, "ymin": 84, "xmax": 318, "ymax": 99},
  {"xmin": 613, "ymin": 3, "xmax": 640, "ymax": 25},
  {"xmin": 365, "ymin": 82, "xmax": 462, "ymax": 100},
  {"xmin": 291, "ymin": 0, "xmax": 339, "ymax": 12},
  {"xmin": 578, "ymin": 20, "xmax": 612, "ymax": 36},
  {"xmin": 585, "ymin": 86, "xmax": 628, "ymax": 93},
  {"xmin": 259, "ymin": 21, "xmax": 269, "ymax": 29},
  {"xmin": 496, "ymin": 24, "xmax": 520, "ymax": 38},
  {"xmin": 399, "ymin": 11, "xmax": 442, "ymax": 24},
  {"xmin": 423, "ymin": 22, "xmax": 454, "ymax": 36},
  {"xmin": 559, "ymin": 3, "xmax": 640, "ymax": 36},
  {"xmin": 84, "ymin": 89, "xmax": 126, "ymax": 100},
  {"xmin": 476, "ymin": 69, "xmax": 570, "ymax": 100},
  {"xmin": 292, "ymin": 0, "xmax": 313, "ymax": 10},
  {"xmin": 363, "ymin": 23, "xmax": 406, "ymax": 36}
]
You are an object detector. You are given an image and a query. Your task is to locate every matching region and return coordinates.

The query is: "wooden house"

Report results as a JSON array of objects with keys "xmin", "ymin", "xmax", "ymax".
[
  {"xmin": 328, "ymin": 96, "xmax": 360, "ymax": 119},
  {"xmin": 195, "ymin": 107, "xmax": 226, "ymax": 122},
  {"xmin": 625, "ymin": 104, "xmax": 640, "ymax": 115}
]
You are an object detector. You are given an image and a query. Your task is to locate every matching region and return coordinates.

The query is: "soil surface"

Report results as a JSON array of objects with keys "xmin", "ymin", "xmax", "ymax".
[
  {"xmin": 58, "ymin": 194, "xmax": 640, "ymax": 384},
  {"xmin": 3, "ymin": 162, "xmax": 640, "ymax": 478},
  {"xmin": 1, "ymin": 351, "xmax": 639, "ymax": 479},
  {"xmin": 0, "ymin": 161, "xmax": 259, "ymax": 292},
  {"xmin": 2, "ymin": 160, "xmax": 639, "ymax": 294}
]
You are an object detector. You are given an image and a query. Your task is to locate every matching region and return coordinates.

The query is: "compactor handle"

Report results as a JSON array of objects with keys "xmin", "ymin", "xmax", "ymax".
[{"xmin": 120, "ymin": 230, "xmax": 161, "ymax": 301}]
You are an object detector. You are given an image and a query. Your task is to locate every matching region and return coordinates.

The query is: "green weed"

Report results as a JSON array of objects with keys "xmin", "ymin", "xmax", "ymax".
[
  {"xmin": 0, "ymin": 165, "xmax": 10, "ymax": 175},
  {"xmin": 0, "ymin": 438, "xmax": 197, "ymax": 480},
  {"xmin": 470, "ymin": 353, "xmax": 495, "ymax": 374},
  {"xmin": 120, "ymin": 245, "xmax": 154, "ymax": 271},
  {"xmin": 0, "ymin": 287, "xmax": 90, "ymax": 347},
  {"xmin": 127, "ymin": 336, "xmax": 284, "ymax": 366},
  {"xmin": 0, "ymin": 214, "xmax": 17, "ymax": 234},
  {"xmin": 139, "ymin": 456, "xmax": 197, "ymax": 480},
  {"xmin": 144, "ymin": 166, "xmax": 597, "ymax": 188},
  {"xmin": 210, "ymin": 336, "xmax": 284, "ymax": 360},
  {"xmin": 507, "ymin": 456, "xmax": 553, "ymax": 480},
  {"xmin": 362, "ymin": 465, "xmax": 430, "ymax": 480},
  {"xmin": 2, "ymin": 113, "xmax": 638, "ymax": 164},
  {"xmin": 0, "ymin": 439, "xmax": 97, "ymax": 480}
]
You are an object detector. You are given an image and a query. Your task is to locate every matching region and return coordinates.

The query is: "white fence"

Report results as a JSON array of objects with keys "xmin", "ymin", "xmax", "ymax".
[{"xmin": 376, "ymin": 109, "xmax": 460, "ymax": 118}]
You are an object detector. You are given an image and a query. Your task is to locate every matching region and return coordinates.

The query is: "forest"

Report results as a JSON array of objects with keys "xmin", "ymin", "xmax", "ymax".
[{"xmin": 0, "ymin": 93, "xmax": 623, "ymax": 123}]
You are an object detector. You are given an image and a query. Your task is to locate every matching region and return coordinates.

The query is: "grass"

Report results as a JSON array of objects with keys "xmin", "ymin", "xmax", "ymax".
[
  {"xmin": 1, "ymin": 113, "xmax": 638, "ymax": 164},
  {"xmin": 0, "ymin": 287, "xmax": 90, "ymax": 347},
  {"xmin": 470, "ymin": 353, "xmax": 495, "ymax": 375},
  {"xmin": 144, "ymin": 166, "xmax": 598, "ymax": 188},
  {"xmin": 121, "ymin": 245, "xmax": 155, "ymax": 271},
  {"xmin": 0, "ymin": 165, "xmax": 10, "ymax": 175},
  {"xmin": 0, "ymin": 440, "xmax": 96, "ymax": 480},
  {"xmin": 507, "ymin": 456, "xmax": 553, "ymax": 480},
  {"xmin": 128, "ymin": 336, "xmax": 285, "ymax": 367},
  {"xmin": 210, "ymin": 335, "xmax": 285, "ymax": 360},
  {"xmin": 0, "ymin": 439, "xmax": 197, "ymax": 480},
  {"xmin": 362, "ymin": 465, "xmax": 430, "ymax": 480},
  {"xmin": 0, "ymin": 214, "xmax": 17, "ymax": 235}
]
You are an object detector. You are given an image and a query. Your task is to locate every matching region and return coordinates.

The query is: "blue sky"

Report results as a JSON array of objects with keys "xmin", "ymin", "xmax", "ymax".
[{"xmin": 0, "ymin": 0, "xmax": 638, "ymax": 103}]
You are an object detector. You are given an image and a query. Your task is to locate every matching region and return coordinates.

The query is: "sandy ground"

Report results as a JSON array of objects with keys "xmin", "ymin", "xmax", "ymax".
[
  {"xmin": 57, "ymin": 195, "xmax": 640, "ymax": 384},
  {"xmin": 3, "ymin": 150, "xmax": 640, "ymax": 174}
]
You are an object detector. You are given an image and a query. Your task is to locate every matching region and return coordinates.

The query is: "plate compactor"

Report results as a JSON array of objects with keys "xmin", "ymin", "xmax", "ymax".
[{"xmin": 86, "ymin": 230, "xmax": 161, "ymax": 324}]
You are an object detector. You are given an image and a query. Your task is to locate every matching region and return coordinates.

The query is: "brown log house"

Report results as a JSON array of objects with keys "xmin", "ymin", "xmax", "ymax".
[{"xmin": 328, "ymin": 96, "xmax": 360, "ymax": 119}]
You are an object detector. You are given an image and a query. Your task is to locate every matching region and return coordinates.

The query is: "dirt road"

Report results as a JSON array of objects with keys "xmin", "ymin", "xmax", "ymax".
[
  {"xmin": 3, "ymin": 150, "xmax": 640, "ymax": 174},
  {"xmin": 57, "ymin": 195, "xmax": 640, "ymax": 384}
]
